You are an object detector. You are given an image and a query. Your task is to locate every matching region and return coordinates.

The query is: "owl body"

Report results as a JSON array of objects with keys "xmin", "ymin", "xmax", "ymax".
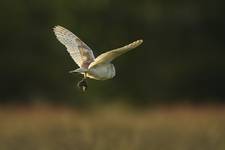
[
  {"xmin": 87, "ymin": 63, "xmax": 115, "ymax": 80},
  {"xmin": 53, "ymin": 25, "xmax": 143, "ymax": 91}
]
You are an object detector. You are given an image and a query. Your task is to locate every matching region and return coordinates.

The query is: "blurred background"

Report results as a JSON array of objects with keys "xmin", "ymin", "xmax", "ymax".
[{"xmin": 0, "ymin": 0, "xmax": 225, "ymax": 149}]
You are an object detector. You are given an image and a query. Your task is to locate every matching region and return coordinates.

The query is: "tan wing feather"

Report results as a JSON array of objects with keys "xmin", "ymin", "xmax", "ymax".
[
  {"xmin": 88, "ymin": 40, "xmax": 143, "ymax": 69},
  {"xmin": 53, "ymin": 25, "xmax": 95, "ymax": 68}
]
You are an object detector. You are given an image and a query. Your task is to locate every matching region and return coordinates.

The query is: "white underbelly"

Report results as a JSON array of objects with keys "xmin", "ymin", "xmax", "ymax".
[{"xmin": 87, "ymin": 63, "xmax": 116, "ymax": 80}]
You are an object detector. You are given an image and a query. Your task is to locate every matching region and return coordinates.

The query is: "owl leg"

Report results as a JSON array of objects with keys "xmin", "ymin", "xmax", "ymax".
[{"xmin": 84, "ymin": 73, "xmax": 87, "ymax": 79}]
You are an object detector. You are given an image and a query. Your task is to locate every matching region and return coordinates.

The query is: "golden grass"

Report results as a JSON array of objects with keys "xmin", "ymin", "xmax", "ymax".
[{"xmin": 0, "ymin": 104, "xmax": 225, "ymax": 150}]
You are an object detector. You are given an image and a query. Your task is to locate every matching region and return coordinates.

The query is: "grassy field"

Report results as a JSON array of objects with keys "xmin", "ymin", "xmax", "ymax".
[{"xmin": 0, "ymin": 104, "xmax": 225, "ymax": 150}]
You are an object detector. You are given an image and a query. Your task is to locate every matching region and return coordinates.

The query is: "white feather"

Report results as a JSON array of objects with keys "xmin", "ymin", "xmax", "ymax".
[
  {"xmin": 53, "ymin": 25, "xmax": 95, "ymax": 68},
  {"xmin": 53, "ymin": 25, "xmax": 143, "ymax": 80}
]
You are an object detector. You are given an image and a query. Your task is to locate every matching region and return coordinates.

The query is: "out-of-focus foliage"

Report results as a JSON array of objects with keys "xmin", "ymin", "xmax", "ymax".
[
  {"xmin": 0, "ymin": 105, "xmax": 225, "ymax": 150},
  {"xmin": 0, "ymin": 0, "xmax": 224, "ymax": 105}
]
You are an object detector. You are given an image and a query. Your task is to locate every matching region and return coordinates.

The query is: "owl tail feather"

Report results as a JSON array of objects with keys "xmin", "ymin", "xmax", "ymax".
[{"xmin": 69, "ymin": 68, "xmax": 88, "ymax": 74}]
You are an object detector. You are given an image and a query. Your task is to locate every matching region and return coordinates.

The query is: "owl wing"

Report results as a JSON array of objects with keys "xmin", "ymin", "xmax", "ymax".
[
  {"xmin": 53, "ymin": 25, "xmax": 95, "ymax": 68},
  {"xmin": 88, "ymin": 40, "xmax": 143, "ymax": 69}
]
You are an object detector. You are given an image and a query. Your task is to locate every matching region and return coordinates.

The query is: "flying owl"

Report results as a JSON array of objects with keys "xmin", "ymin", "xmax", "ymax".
[{"xmin": 53, "ymin": 25, "xmax": 143, "ymax": 91}]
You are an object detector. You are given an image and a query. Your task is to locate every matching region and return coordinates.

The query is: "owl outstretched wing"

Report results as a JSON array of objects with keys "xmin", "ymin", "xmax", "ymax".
[
  {"xmin": 53, "ymin": 25, "xmax": 95, "ymax": 68},
  {"xmin": 88, "ymin": 40, "xmax": 143, "ymax": 69}
]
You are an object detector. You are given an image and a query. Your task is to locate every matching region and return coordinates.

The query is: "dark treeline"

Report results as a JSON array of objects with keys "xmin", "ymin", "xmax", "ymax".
[{"xmin": 0, "ymin": 0, "xmax": 225, "ymax": 105}]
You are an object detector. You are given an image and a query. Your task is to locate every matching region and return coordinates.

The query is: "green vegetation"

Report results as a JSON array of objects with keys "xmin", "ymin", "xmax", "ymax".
[
  {"xmin": 0, "ymin": 105, "xmax": 224, "ymax": 150},
  {"xmin": 0, "ymin": 0, "xmax": 224, "ymax": 104}
]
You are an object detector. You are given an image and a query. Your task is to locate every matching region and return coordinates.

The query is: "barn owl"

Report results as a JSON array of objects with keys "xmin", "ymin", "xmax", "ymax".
[{"xmin": 53, "ymin": 25, "xmax": 143, "ymax": 91}]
